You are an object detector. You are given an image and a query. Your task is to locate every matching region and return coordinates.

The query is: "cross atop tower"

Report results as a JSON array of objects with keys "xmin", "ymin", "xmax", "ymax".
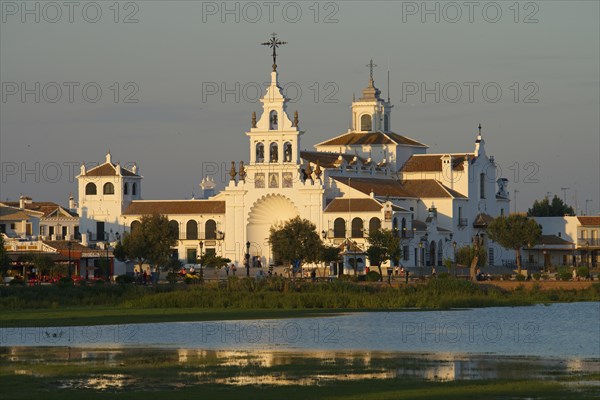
[
  {"xmin": 366, "ymin": 59, "xmax": 377, "ymax": 82},
  {"xmin": 261, "ymin": 33, "xmax": 287, "ymax": 72}
]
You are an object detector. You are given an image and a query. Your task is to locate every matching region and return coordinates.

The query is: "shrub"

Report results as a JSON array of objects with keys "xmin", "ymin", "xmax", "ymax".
[
  {"xmin": 577, "ymin": 266, "xmax": 589, "ymax": 278},
  {"xmin": 502, "ymin": 274, "xmax": 512, "ymax": 281},
  {"xmin": 58, "ymin": 277, "xmax": 73, "ymax": 286},
  {"xmin": 541, "ymin": 274, "xmax": 549, "ymax": 280},
  {"xmin": 532, "ymin": 273, "xmax": 541, "ymax": 281},
  {"xmin": 558, "ymin": 267, "xmax": 572, "ymax": 281},
  {"xmin": 366, "ymin": 271, "xmax": 381, "ymax": 282},
  {"xmin": 515, "ymin": 274, "xmax": 526, "ymax": 282},
  {"xmin": 437, "ymin": 272, "xmax": 450, "ymax": 279},
  {"xmin": 115, "ymin": 274, "xmax": 135, "ymax": 284},
  {"xmin": 8, "ymin": 277, "xmax": 25, "ymax": 286}
]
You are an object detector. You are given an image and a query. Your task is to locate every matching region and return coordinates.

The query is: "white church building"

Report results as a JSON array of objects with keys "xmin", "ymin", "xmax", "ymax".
[{"xmin": 76, "ymin": 39, "xmax": 511, "ymax": 274}]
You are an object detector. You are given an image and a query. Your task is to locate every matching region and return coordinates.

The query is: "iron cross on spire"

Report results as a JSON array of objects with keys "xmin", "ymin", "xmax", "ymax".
[
  {"xmin": 366, "ymin": 59, "xmax": 377, "ymax": 81},
  {"xmin": 261, "ymin": 33, "xmax": 287, "ymax": 71}
]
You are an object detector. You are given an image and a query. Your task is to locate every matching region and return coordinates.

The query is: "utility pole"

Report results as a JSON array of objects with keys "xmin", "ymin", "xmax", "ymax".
[{"xmin": 560, "ymin": 187, "xmax": 569, "ymax": 204}]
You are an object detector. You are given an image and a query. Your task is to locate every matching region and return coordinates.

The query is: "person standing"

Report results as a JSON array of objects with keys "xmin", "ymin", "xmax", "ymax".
[{"xmin": 225, "ymin": 264, "xmax": 230, "ymax": 276}]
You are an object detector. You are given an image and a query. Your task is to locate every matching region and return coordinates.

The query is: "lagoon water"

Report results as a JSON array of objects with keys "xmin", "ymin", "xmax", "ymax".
[{"xmin": 1, "ymin": 303, "xmax": 599, "ymax": 359}]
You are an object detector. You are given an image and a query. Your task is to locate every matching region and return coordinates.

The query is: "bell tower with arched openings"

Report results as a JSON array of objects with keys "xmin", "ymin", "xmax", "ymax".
[
  {"xmin": 351, "ymin": 59, "xmax": 393, "ymax": 133},
  {"xmin": 245, "ymin": 35, "xmax": 302, "ymax": 168}
]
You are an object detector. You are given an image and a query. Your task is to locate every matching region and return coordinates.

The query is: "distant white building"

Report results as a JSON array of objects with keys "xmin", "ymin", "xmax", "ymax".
[
  {"xmin": 523, "ymin": 216, "xmax": 599, "ymax": 269},
  {"xmin": 76, "ymin": 45, "xmax": 512, "ymax": 272}
]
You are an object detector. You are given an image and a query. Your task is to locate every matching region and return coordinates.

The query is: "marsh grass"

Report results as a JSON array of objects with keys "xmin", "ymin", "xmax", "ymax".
[{"xmin": 1, "ymin": 279, "xmax": 598, "ymax": 313}]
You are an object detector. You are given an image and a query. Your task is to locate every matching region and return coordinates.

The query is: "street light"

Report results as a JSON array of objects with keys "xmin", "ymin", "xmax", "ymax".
[
  {"xmin": 452, "ymin": 241, "xmax": 457, "ymax": 277},
  {"xmin": 104, "ymin": 232, "xmax": 110, "ymax": 281},
  {"xmin": 67, "ymin": 241, "xmax": 73, "ymax": 278},
  {"xmin": 246, "ymin": 241, "xmax": 251, "ymax": 277},
  {"xmin": 199, "ymin": 240, "xmax": 204, "ymax": 278}
]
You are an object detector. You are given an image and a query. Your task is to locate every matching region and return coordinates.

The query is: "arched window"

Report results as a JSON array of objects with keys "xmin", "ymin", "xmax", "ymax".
[
  {"xmin": 401, "ymin": 218, "xmax": 407, "ymax": 237},
  {"xmin": 369, "ymin": 217, "xmax": 381, "ymax": 233},
  {"xmin": 123, "ymin": 182, "xmax": 129, "ymax": 195},
  {"xmin": 283, "ymin": 142, "xmax": 292, "ymax": 162},
  {"xmin": 351, "ymin": 218, "xmax": 363, "ymax": 238},
  {"xmin": 256, "ymin": 143, "xmax": 265, "ymax": 163},
  {"xmin": 392, "ymin": 217, "xmax": 398, "ymax": 237},
  {"xmin": 384, "ymin": 114, "xmax": 389, "ymax": 131},
  {"xmin": 437, "ymin": 239, "xmax": 443, "ymax": 266},
  {"xmin": 361, "ymin": 114, "xmax": 372, "ymax": 131},
  {"xmin": 130, "ymin": 220, "xmax": 141, "ymax": 233},
  {"xmin": 333, "ymin": 218, "xmax": 346, "ymax": 238},
  {"xmin": 269, "ymin": 142, "xmax": 278, "ymax": 163},
  {"xmin": 103, "ymin": 182, "xmax": 114, "ymax": 195},
  {"xmin": 85, "ymin": 182, "xmax": 97, "ymax": 195},
  {"xmin": 269, "ymin": 110, "xmax": 278, "ymax": 130},
  {"xmin": 186, "ymin": 220, "xmax": 198, "ymax": 240},
  {"xmin": 169, "ymin": 220, "xmax": 179, "ymax": 240},
  {"xmin": 205, "ymin": 219, "xmax": 217, "ymax": 240},
  {"xmin": 132, "ymin": 183, "xmax": 137, "ymax": 196},
  {"xmin": 428, "ymin": 241, "xmax": 436, "ymax": 267}
]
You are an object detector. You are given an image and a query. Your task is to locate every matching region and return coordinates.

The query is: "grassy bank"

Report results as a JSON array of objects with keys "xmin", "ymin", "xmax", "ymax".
[{"xmin": 1, "ymin": 277, "xmax": 598, "ymax": 327}]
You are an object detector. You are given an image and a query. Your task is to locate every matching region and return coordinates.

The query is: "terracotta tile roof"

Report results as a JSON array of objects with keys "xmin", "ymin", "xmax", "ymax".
[
  {"xmin": 85, "ymin": 162, "xmax": 138, "ymax": 177},
  {"xmin": 324, "ymin": 198, "xmax": 382, "ymax": 213},
  {"xmin": 0, "ymin": 206, "xmax": 42, "ymax": 221},
  {"xmin": 42, "ymin": 240, "xmax": 92, "ymax": 252},
  {"xmin": 536, "ymin": 235, "xmax": 573, "ymax": 246},
  {"xmin": 331, "ymin": 177, "xmax": 466, "ymax": 199},
  {"xmin": 578, "ymin": 216, "xmax": 600, "ymax": 226},
  {"xmin": 317, "ymin": 131, "xmax": 427, "ymax": 147},
  {"xmin": 331, "ymin": 177, "xmax": 416, "ymax": 198},
  {"xmin": 300, "ymin": 151, "xmax": 367, "ymax": 169},
  {"xmin": 401, "ymin": 179, "xmax": 467, "ymax": 199},
  {"xmin": 2, "ymin": 202, "xmax": 78, "ymax": 218},
  {"xmin": 412, "ymin": 220, "xmax": 427, "ymax": 231},
  {"xmin": 473, "ymin": 212, "xmax": 495, "ymax": 227},
  {"xmin": 123, "ymin": 200, "xmax": 226, "ymax": 215},
  {"xmin": 401, "ymin": 154, "xmax": 475, "ymax": 172}
]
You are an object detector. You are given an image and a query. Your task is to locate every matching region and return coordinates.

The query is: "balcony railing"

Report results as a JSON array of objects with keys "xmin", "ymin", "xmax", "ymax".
[
  {"xmin": 578, "ymin": 238, "xmax": 600, "ymax": 247},
  {"xmin": 458, "ymin": 218, "xmax": 468, "ymax": 227}
]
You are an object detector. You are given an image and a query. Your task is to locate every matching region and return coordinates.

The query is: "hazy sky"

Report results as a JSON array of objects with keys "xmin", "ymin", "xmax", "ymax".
[{"xmin": 1, "ymin": 1, "xmax": 598, "ymax": 214}]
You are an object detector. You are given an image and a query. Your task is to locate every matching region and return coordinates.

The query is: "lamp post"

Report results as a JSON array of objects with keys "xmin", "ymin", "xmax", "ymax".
[
  {"xmin": 452, "ymin": 241, "xmax": 457, "ymax": 277},
  {"xmin": 199, "ymin": 240, "xmax": 204, "ymax": 278},
  {"xmin": 104, "ymin": 232, "xmax": 109, "ymax": 281},
  {"xmin": 245, "ymin": 241, "xmax": 251, "ymax": 277},
  {"xmin": 67, "ymin": 241, "xmax": 73, "ymax": 278},
  {"xmin": 418, "ymin": 242, "xmax": 423, "ymax": 268}
]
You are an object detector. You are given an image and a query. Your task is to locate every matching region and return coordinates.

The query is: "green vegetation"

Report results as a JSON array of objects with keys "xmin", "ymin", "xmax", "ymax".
[
  {"xmin": 487, "ymin": 215, "xmax": 542, "ymax": 275},
  {"xmin": 455, "ymin": 244, "xmax": 487, "ymax": 269},
  {"xmin": 528, "ymin": 195, "xmax": 574, "ymax": 217},
  {"xmin": 366, "ymin": 228, "xmax": 401, "ymax": 281},
  {"xmin": 115, "ymin": 214, "xmax": 178, "ymax": 273},
  {"xmin": 269, "ymin": 217, "xmax": 323, "ymax": 277},
  {"xmin": 1, "ymin": 278, "xmax": 598, "ymax": 327}
]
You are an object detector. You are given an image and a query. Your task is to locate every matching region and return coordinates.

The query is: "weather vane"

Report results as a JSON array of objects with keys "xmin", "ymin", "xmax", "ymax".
[
  {"xmin": 261, "ymin": 33, "xmax": 287, "ymax": 71},
  {"xmin": 366, "ymin": 59, "xmax": 377, "ymax": 81}
]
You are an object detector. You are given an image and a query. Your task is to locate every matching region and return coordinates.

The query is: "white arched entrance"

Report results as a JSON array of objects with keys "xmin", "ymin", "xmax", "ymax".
[{"xmin": 247, "ymin": 194, "xmax": 299, "ymax": 265}]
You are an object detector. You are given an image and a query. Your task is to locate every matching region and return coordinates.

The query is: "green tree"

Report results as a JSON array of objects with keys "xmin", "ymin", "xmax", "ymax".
[
  {"xmin": 119, "ymin": 214, "xmax": 178, "ymax": 277},
  {"xmin": 455, "ymin": 244, "xmax": 487, "ymax": 271},
  {"xmin": 32, "ymin": 254, "xmax": 55, "ymax": 276},
  {"xmin": 0, "ymin": 235, "xmax": 9, "ymax": 276},
  {"xmin": 318, "ymin": 245, "xmax": 340, "ymax": 277},
  {"xmin": 198, "ymin": 253, "xmax": 231, "ymax": 269},
  {"xmin": 487, "ymin": 215, "xmax": 542, "ymax": 275},
  {"xmin": 366, "ymin": 228, "xmax": 402, "ymax": 282},
  {"xmin": 528, "ymin": 195, "xmax": 574, "ymax": 217},
  {"xmin": 269, "ymin": 216, "xmax": 322, "ymax": 279}
]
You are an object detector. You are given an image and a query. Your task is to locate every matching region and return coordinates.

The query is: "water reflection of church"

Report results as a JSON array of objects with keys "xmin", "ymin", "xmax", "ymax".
[{"xmin": 77, "ymin": 35, "xmax": 511, "ymax": 274}]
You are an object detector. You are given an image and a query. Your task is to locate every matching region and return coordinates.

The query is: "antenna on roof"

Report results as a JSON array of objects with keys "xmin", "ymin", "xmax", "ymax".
[{"xmin": 387, "ymin": 56, "xmax": 391, "ymax": 103}]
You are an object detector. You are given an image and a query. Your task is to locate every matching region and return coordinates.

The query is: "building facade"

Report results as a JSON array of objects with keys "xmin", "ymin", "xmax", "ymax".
[{"xmin": 76, "ymin": 53, "xmax": 512, "ymax": 272}]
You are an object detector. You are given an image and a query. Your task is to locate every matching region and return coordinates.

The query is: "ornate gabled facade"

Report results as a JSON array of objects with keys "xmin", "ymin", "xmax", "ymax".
[{"xmin": 75, "ymin": 38, "xmax": 512, "ymax": 274}]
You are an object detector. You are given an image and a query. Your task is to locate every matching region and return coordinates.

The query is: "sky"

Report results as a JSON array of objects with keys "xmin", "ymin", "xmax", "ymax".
[{"xmin": 1, "ymin": 1, "xmax": 599, "ymax": 215}]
